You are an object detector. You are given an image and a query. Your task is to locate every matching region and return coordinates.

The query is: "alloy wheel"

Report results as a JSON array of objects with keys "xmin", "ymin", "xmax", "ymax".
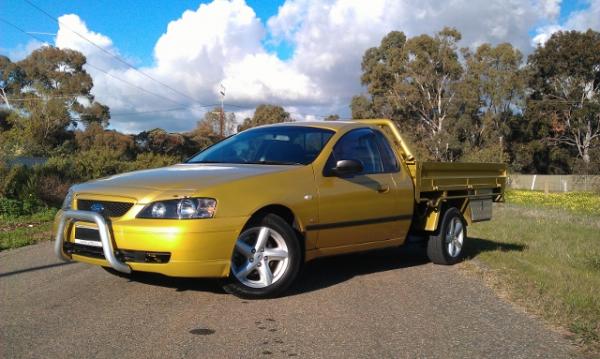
[{"xmin": 231, "ymin": 227, "xmax": 290, "ymax": 289}]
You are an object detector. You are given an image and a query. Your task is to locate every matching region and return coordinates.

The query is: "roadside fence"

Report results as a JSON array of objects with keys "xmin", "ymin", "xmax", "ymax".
[{"xmin": 508, "ymin": 174, "xmax": 600, "ymax": 193}]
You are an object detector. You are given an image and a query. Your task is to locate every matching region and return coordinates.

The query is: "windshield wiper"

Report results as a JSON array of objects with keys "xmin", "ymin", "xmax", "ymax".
[{"xmin": 245, "ymin": 160, "xmax": 303, "ymax": 165}]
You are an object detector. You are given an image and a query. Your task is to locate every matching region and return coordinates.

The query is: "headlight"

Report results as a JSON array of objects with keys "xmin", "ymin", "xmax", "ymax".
[
  {"xmin": 137, "ymin": 198, "xmax": 217, "ymax": 219},
  {"xmin": 62, "ymin": 188, "xmax": 74, "ymax": 210}
]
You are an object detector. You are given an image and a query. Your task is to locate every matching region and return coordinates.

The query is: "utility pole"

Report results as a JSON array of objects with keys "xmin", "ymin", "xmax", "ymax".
[{"xmin": 219, "ymin": 83, "xmax": 225, "ymax": 137}]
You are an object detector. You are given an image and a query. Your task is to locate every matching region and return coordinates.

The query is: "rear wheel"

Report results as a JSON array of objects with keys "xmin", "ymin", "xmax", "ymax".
[
  {"xmin": 222, "ymin": 214, "xmax": 301, "ymax": 299},
  {"xmin": 427, "ymin": 207, "xmax": 467, "ymax": 265}
]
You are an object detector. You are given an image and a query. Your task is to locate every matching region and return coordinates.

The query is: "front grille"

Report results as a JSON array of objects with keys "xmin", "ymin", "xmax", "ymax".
[
  {"xmin": 63, "ymin": 242, "xmax": 171, "ymax": 264},
  {"xmin": 64, "ymin": 242, "xmax": 105, "ymax": 259},
  {"xmin": 75, "ymin": 227, "xmax": 101, "ymax": 242},
  {"xmin": 77, "ymin": 199, "xmax": 134, "ymax": 217}
]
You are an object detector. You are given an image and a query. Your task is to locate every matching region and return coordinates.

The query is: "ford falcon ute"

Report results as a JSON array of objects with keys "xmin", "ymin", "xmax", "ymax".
[{"xmin": 54, "ymin": 119, "xmax": 506, "ymax": 298}]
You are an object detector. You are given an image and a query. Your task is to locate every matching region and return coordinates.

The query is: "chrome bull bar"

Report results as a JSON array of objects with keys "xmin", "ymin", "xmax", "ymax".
[{"xmin": 54, "ymin": 210, "xmax": 131, "ymax": 274}]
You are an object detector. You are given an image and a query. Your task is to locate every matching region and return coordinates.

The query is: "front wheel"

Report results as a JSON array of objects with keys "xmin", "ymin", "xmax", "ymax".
[
  {"xmin": 222, "ymin": 214, "xmax": 302, "ymax": 299},
  {"xmin": 427, "ymin": 207, "xmax": 467, "ymax": 265}
]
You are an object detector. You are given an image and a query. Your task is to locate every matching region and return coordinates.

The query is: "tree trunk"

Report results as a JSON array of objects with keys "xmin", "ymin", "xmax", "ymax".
[{"xmin": 582, "ymin": 146, "xmax": 590, "ymax": 164}]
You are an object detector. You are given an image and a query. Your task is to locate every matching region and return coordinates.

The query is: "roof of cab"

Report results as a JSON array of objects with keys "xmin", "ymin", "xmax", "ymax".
[{"xmin": 256, "ymin": 120, "xmax": 365, "ymax": 132}]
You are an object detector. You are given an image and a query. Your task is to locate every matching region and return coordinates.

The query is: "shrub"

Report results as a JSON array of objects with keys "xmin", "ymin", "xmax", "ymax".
[
  {"xmin": 0, "ymin": 197, "xmax": 22, "ymax": 216},
  {"xmin": 0, "ymin": 159, "xmax": 8, "ymax": 191},
  {"xmin": 36, "ymin": 174, "xmax": 71, "ymax": 207},
  {"xmin": 0, "ymin": 150, "xmax": 183, "ymax": 211},
  {"xmin": 44, "ymin": 149, "xmax": 126, "ymax": 182},
  {"xmin": 127, "ymin": 152, "xmax": 180, "ymax": 171},
  {"xmin": 0, "ymin": 165, "xmax": 32, "ymax": 199},
  {"xmin": 0, "ymin": 196, "xmax": 44, "ymax": 217}
]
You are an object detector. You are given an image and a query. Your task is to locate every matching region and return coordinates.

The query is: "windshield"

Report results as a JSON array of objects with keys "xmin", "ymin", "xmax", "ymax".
[{"xmin": 187, "ymin": 126, "xmax": 335, "ymax": 165}]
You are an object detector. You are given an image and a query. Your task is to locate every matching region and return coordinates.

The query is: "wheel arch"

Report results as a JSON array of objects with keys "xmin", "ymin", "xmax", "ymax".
[
  {"xmin": 244, "ymin": 204, "xmax": 306, "ymax": 255},
  {"xmin": 418, "ymin": 198, "xmax": 471, "ymax": 233}
]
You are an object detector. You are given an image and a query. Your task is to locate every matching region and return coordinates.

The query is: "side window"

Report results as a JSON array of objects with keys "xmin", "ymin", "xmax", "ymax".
[
  {"xmin": 327, "ymin": 129, "xmax": 385, "ymax": 174},
  {"xmin": 373, "ymin": 130, "xmax": 399, "ymax": 172}
]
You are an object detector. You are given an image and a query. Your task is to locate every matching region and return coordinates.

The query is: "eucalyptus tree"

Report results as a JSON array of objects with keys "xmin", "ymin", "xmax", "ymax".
[
  {"xmin": 456, "ymin": 43, "xmax": 525, "ymax": 162},
  {"xmin": 0, "ymin": 47, "xmax": 109, "ymax": 155},
  {"xmin": 237, "ymin": 104, "xmax": 291, "ymax": 132},
  {"xmin": 528, "ymin": 30, "xmax": 600, "ymax": 169},
  {"xmin": 356, "ymin": 28, "xmax": 463, "ymax": 160}
]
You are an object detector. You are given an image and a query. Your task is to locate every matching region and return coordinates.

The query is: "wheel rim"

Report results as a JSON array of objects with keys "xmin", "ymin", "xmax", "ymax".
[
  {"xmin": 445, "ymin": 217, "xmax": 464, "ymax": 258},
  {"xmin": 231, "ymin": 226, "xmax": 290, "ymax": 289}
]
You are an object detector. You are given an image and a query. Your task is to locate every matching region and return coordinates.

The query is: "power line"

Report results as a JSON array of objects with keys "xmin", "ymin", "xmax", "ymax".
[
  {"xmin": 6, "ymin": 95, "xmax": 87, "ymax": 102},
  {"xmin": 111, "ymin": 104, "xmax": 220, "ymax": 116},
  {"xmin": 23, "ymin": 0, "xmax": 209, "ymax": 108},
  {"xmin": 5, "ymin": 14, "xmax": 595, "ymax": 122},
  {"xmin": 18, "ymin": 0, "xmax": 345, "ymax": 118},
  {"xmin": 0, "ymin": 17, "xmax": 191, "ymax": 108}
]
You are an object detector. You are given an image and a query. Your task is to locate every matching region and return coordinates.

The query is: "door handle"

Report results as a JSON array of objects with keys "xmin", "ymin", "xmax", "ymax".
[{"xmin": 377, "ymin": 184, "xmax": 390, "ymax": 193}]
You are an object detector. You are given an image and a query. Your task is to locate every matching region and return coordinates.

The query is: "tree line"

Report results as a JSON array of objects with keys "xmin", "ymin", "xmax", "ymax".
[
  {"xmin": 0, "ymin": 28, "xmax": 599, "ymax": 215},
  {"xmin": 351, "ymin": 28, "xmax": 600, "ymax": 174}
]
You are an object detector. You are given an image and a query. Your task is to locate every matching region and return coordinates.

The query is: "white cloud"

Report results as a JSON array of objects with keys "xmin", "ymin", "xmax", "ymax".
[
  {"xmin": 5, "ymin": 40, "xmax": 47, "ymax": 61},
  {"xmin": 56, "ymin": 14, "xmax": 127, "ymax": 71},
  {"xmin": 223, "ymin": 53, "xmax": 321, "ymax": 103},
  {"xmin": 532, "ymin": 0, "xmax": 600, "ymax": 46},
  {"xmin": 24, "ymin": 0, "xmax": 595, "ymax": 133},
  {"xmin": 268, "ymin": 0, "xmax": 554, "ymax": 111},
  {"xmin": 532, "ymin": 24, "xmax": 564, "ymax": 45},
  {"xmin": 539, "ymin": 0, "xmax": 562, "ymax": 20},
  {"xmin": 54, "ymin": 1, "xmax": 324, "ymax": 133},
  {"xmin": 562, "ymin": 0, "xmax": 600, "ymax": 30}
]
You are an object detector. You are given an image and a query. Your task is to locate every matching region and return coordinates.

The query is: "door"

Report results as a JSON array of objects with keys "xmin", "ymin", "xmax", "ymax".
[
  {"xmin": 314, "ymin": 128, "xmax": 402, "ymax": 248},
  {"xmin": 372, "ymin": 129, "xmax": 414, "ymax": 242}
]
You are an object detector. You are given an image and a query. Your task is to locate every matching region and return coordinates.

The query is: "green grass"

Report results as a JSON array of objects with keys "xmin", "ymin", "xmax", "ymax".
[
  {"xmin": 0, "ymin": 208, "xmax": 57, "ymax": 251},
  {"xmin": 466, "ymin": 192, "xmax": 600, "ymax": 354}
]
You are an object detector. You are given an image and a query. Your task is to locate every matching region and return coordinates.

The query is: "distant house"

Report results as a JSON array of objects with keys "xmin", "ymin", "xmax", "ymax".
[{"xmin": 6, "ymin": 156, "xmax": 48, "ymax": 168}]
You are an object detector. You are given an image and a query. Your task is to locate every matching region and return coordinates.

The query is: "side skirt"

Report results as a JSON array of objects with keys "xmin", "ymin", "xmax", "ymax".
[{"xmin": 304, "ymin": 237, "xmax": 405, "ymax": 262}]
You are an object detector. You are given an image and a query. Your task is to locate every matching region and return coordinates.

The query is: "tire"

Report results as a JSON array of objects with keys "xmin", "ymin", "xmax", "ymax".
[
  {"xmin": 427, "ymin": 207, "xmax": 467, "ymax": 265},
  {"xmin": 222, "ymin": 214, "xmax": 302, "ymax": 299}
]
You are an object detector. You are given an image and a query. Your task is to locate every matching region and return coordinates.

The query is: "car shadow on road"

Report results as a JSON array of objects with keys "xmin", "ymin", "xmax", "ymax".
[
  {"xmin": 0, "ymin": 261, "xmax": 76, "ymax": 279},
  {"xmin": 288, "ymin": 237, "xmax": 525, "ymax": 296},
  {"xmin": 121, "ymin": 271, "xmax": 226, "ymax": 294},
  {"xmin": 288, "ymin": 244, "xmax": 430, "ymax": 296},
  {"xmin": 119, "ymin": 237, "xmax": 525, "ymax": 297}
]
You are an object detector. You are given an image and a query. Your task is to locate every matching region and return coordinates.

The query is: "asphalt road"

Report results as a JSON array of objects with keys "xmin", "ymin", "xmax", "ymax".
[{"xmin": 1, "ymin": 241, "xmax": 579, "ymax": 359}]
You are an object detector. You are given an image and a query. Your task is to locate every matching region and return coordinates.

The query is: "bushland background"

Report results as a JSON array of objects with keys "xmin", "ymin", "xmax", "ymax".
[
  {"xmin": 1, "ymin": 28, "xmax": 599, "ymax": 215},
  {"xmin": 1, "ymin": 27, "xmax": 599, "ymax": 354}
]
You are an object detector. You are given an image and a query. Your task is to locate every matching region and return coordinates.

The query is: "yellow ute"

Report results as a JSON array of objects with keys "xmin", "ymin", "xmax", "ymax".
[{"xmin": 54, "ymin": 119, "xmax": 506, "ymax": 298}]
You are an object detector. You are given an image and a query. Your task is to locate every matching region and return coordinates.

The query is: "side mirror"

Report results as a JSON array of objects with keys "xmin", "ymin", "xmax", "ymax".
[{"xmin": 331, "ymin": 159, "xmax": 363, "ymax": 176}]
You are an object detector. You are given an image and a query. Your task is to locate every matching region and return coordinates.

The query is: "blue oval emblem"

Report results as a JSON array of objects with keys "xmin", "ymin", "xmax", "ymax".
[{"xmin": 90, "ymin": 203, "xmax": 105, "ymax": 213}]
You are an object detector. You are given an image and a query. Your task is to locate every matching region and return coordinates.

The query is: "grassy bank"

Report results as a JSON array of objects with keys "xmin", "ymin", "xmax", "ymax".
[
  {"xmin": 466, "ymin": 191, "xmax": 600, "ymax": 353},
  {"xmin": 0, "ymin": 209, "xmax": 56, "ymax": 251}
]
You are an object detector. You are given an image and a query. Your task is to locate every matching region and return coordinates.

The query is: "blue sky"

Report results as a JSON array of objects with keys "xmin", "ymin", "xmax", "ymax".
[
  {"xmin": 2, "ymin": 0, "xmax": 590, "ymax": 63},
  {"xmin": 1, "ymin": 0, "xmax": 291, "ymax": 65},
  {"xmin": 1, "ymin": 0, "xmax": 598, "ymax": 133},
  {"xmin": 558, "ymin": 0, "xmax": 590, "ymax": 21}
]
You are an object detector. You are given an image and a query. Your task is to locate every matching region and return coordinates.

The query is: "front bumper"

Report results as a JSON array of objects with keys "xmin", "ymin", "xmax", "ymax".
[{"xmin": 54, "ymin": 209, "xmax": 247, "ymax": 278}]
